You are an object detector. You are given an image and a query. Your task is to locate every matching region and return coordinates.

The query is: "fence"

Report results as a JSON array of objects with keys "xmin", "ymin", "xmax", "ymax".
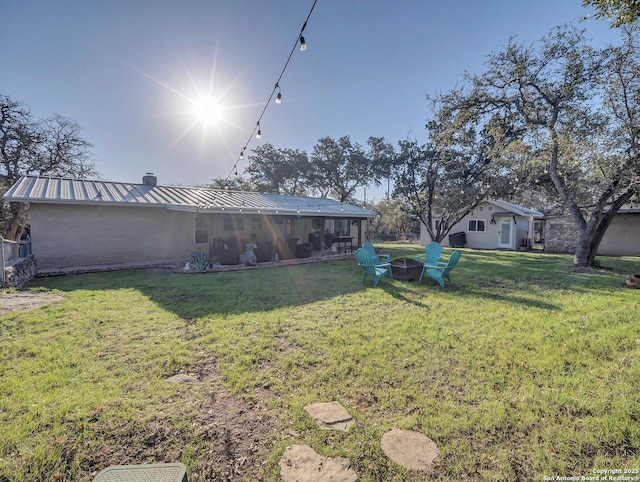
[
  {"xmin": 1, "ymin": 237, "xmax": 32, "ymax": 287},
  {"xmin": 369, "ymin": 233, "xmax": 419, "ymax": 243}
]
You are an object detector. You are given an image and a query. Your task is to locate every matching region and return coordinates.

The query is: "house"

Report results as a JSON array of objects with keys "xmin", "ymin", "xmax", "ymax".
[
  {"xmin": 420, "ymin": 199, "xmax": 544, "ymax": 250},
  {"xmin": 544, "ymin": 204, "xmax": 640, "ymax": 256},
  {"xmin": 3, "ymin": 174, "xmax": 375, "ymax": 271}
]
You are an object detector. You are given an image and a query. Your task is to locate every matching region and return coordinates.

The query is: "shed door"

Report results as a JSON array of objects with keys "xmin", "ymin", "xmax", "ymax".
[{"xmin": 498, "ymin": 219, "xmax": 512, "ymax": 249}]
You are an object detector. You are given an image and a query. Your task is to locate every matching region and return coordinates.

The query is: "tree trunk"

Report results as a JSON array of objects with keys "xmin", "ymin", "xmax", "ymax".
[
  {"xmin": 3, "ymin": 203, "xmax": 28, "ymax": 241},
  {"xmin": 573, "ymin": 233, "xmax": 601, "ymax": 267},
  {"xmin": 572, "ymin": 211, "xmax": 615, "ymax": 267}
]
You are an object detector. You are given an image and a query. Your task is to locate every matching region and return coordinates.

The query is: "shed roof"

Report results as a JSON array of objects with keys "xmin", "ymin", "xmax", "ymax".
[
  {"xmin": 486, "ymin": 199, "xmax": 544, "ymax": 218},
  {"xmin": 4, "ymin": 176, "xmax": 375, "ymax": 218}
]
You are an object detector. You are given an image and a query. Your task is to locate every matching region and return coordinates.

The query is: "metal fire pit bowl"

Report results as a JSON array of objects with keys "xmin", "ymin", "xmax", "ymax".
[{"xmin": 390, "ymin": 257, "xmax": 423, "ymax": 281}]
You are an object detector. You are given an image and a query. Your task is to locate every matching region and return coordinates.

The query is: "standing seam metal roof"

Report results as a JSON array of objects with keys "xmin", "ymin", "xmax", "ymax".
[{"xmin": 4, "ymin": 176, "xmax": 375, "ymax": 217}]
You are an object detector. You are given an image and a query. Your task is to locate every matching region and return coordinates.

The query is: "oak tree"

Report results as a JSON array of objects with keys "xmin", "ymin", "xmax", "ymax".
[{"xmin": 1, "ymin": 95, "xmax": 95, "ymax": 239}]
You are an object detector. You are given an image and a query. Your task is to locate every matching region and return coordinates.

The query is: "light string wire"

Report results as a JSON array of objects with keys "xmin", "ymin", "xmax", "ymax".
[{"xmin": 223, "ymin": 0, "xmax": 318, "ymax": 184}]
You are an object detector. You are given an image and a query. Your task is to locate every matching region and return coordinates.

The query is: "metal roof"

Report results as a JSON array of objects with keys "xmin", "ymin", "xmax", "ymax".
[
  {"xmin": 487, "ymin": 199, "xmax": 544, "ymax": 218},
  {"xmin": 4, "ymin": 176, "xmax": 375, "ymax": 218}
]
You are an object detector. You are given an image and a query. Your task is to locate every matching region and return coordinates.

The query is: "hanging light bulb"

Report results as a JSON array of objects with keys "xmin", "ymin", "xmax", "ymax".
[
  {"xmin": 240, "ymin": 148, "xmax": 245, "ymax": 160},
  {"xmin": 299, "ymin": 35, "xmax": 307, "ymax": 51},
  {"xmin": 256, "ymin": 122, "xmax": 261, "ymax": 139},
  {"xmin": 234, "ymin": 167, "xmax": 238, "ymax": 176},
  {"xmin": 275, "ymin": 84, "xmax": 282, "ymax": 104}
]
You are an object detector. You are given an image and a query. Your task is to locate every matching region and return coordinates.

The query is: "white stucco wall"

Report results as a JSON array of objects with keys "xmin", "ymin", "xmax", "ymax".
[
  {"xmin": 420, "ymin": 202, "xmax": 536, "ymax": 250},
  {"xmin": 598, "ymin": 213, "xmax": 640, "ymax": 256}
]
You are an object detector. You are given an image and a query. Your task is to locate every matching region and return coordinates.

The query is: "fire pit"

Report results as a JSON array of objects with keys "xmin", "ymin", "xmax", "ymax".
[{"xmin": 390, "ymin": 257, "xmax": 423, "ymax": 281}]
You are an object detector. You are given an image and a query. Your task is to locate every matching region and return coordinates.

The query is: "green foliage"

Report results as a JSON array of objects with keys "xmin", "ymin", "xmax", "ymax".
[
  {"xmin": 1, "ymin": 249, "xmax": 639, "ymax": 481},
  {"xmin": 191, "ymin": 252, "xmax": 210, "ymax": 272},
  {"xmin": 370, "ymin": 198, "xmax": 417, "ymax": 240},
  {"xmin": 245, "ymin": 143, "xmax": 310, "ymax": 195},
  {"xmin": 428, "ymin": 25, "xmax": 640, "ymax": 266},
  {"xmin": 206, "ymin": 135, "xmax": 392, "ymax": 206},
  {"xmin": 308, "ymin": 135, "xmax": 374, "ymax": 202},
  {"xmin": 583, "ymin": 0, "xmax": 640, "ymax": 26}
]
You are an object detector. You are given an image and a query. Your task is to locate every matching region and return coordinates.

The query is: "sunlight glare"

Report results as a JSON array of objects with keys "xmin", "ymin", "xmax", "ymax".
[{"xmin": 193, "ymin": 96, "xmax": 223, "ymax": 126}]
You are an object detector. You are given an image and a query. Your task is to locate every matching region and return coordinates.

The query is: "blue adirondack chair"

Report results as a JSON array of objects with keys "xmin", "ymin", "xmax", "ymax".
[
  {"xmin": 419, "ymin": 250, "xmax": 461, "ymax": 287},
  {"xmin": 355, "ymin": 248, "xmax": 393, "ymax": 287},
  {"xmin": 362, "ymin": 241, "xmax": 391, "ymax": 264},
  {"xmin": 414, "ymin": 242, "xmax": 443, "ymax": 268}
]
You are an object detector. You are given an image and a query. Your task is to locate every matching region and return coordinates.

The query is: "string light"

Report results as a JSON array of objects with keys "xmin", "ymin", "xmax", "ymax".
[
  {"xmin": 223, "ymin": 0, "xmax": 317, "ymax": 184},
  {"xmin": 194, "ymin": 197, "xmax": 366, "ymax": 215}
]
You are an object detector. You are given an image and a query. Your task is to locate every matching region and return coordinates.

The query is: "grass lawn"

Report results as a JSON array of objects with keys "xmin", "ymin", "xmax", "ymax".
[{"xmin": 1, "ymin": 245, "xmax": 639, "ymax": 481}]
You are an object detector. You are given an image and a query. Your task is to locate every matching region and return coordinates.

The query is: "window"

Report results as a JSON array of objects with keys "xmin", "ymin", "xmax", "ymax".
[
  {"xmin": 468, "ymin": 219, "xmax": 486, "ymax": 232},
  {"xmin": 194, "ymin": 216, "xmax": 208, "ymax": 243},
  {"xmin": 487, "ymin": 206, "xmax": 493, "ymax": 212},
  {"xmin": 335, "ymin": 219, "xmax": 349, "ymax": 236},
  {"xmin": 223, "ymin": 217, "xmax": 245, "ymax": 232},
  {"xmin": 251, "ymin": 216, "xmax": 263, "ymax": 232},
  {"xmin": 478, "ymin": 206, "xmax": 485, "ymax": 212}
]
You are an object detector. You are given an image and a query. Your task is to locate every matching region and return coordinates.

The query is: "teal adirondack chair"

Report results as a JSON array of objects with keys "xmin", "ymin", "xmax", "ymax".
[
  {"xmin": 355, "ymin": 248, "xmax": 393, "ymax": 287},
  {"xmin": 362, "ymin": 241, "xmax": 391, "ymax": 264},
  {"xmin": 414, "ymin": 242, "xmax": 443, "ymax": 268},
  {"xmin": 419, "ymin": 250, "xmax": 461, "ymax": 287}
]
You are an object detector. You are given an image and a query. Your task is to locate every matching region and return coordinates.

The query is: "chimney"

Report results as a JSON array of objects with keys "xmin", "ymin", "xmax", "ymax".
[{"xmin": 142, "ymin": 173, "xmax": 157, "ymax": 186}]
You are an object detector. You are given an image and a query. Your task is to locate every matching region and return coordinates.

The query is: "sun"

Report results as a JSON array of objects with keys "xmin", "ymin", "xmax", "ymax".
[
  {"xmin": 128, "ymin": 47, "xmax": 263, "ymax": 165},
  {"xmin": 192, "ymin": 95, "xmax": 224, "ymax": 126}
]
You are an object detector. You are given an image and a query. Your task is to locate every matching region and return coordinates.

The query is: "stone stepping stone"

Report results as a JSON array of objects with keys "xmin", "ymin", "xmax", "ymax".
[
  {"xmin": 380, "ymin": 429, "xmax": 439, "ymax": 471},
  {"xmin": 303, "ymin": 401, "xmax": 354, "ymax": 431},
  {"xmin": 279, "ymin": 444, "xmax": 357, "ymax": 482},
  {"xmin": 165, "ymin": 374, "xmax": 198, "ymax": 383}
]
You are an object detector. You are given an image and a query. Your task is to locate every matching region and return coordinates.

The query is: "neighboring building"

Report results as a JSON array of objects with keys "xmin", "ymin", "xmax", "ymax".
[
  {"xmin": 420, "ymin": 199, "xmax": 544, "ymax": 250},
  {"xmin": 545, "ymin": 205, "xmax": 640, "ymax": 256},
  {"xmin": 4, "ymin": 175, "xmax": 375, "ymax": 270}
]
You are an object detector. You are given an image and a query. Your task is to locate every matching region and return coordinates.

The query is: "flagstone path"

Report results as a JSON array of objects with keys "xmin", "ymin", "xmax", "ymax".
[
  {"xmin": 303, "ymin": 401, "xmax": 355, "ymax": 431},
  {"xmin": 280, "ymin": 401, "xmax": 440, "ymax": 481}
]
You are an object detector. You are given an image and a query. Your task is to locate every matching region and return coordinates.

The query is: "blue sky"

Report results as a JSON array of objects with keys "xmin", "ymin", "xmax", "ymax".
[{"xmin": 1, "ymin": 0, "xmax": 620, "ymax": 201}]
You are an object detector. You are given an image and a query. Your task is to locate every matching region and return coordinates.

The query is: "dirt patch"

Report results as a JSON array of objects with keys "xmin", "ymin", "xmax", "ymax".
[
  {"xmin": 0, "ymin": 290, "xmax": 64, "ymax": 314},
  {"xmin": 78, "ymin": 358, "xmax": 279, "ymax": 481}
]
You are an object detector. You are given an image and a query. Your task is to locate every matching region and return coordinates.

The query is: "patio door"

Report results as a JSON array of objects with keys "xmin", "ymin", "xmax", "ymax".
[{"xmin": 498, "ymin": 219, "xmax": 512, "ymax": 249}]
